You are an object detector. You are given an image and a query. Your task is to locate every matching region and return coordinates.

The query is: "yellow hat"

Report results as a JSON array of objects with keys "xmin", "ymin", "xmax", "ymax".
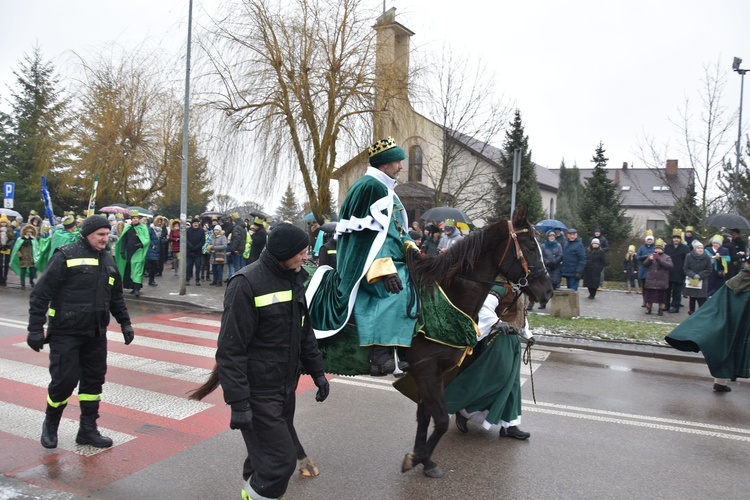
[
  {"xmin": 253, "ymin": 216, "xmax": 264, "ymax": 225},
  {"xmin": 129, "ymin": 209, "xmax": 140, "ymax": 217},
  {"xmin": 627, "ymin": 244, "xmax": 636, "ymax": 252},
  {"xmin": 654, "ymin": 238, "xmax": 666, "ymax": 249},
  {"xmin": 62, "ymin": 215, "xmax": 76, "ymax": 228},
  {"xmin": 672, "ymin": 228, "xmax": 682, "ymax": 237},
  {"xmin": 0, "ymin": 214, "xmax": 9, "ymax": 224},
  {"xmin": 645, "ymin": 229, "xmax": 653, "ymax": 237},
  {"xmin": 684, "ymin": 226, "xmax": 694, "ymax": 232},
  {"xmin": 232, "ymin": 212, "xmax": 240, "ymax": 220},
  {"xmin": 711, "ymin": 234, "xmax": 723, "ymax": 245},
  {"xmin": 444, "ymin": 218, "xmax": 455, "ymax": 227}
]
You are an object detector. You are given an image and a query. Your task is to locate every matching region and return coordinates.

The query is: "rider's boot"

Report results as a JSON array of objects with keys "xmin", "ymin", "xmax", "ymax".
[{"xmin": 370, "ymin": 345, "xmax": 395, "ymax": 376}]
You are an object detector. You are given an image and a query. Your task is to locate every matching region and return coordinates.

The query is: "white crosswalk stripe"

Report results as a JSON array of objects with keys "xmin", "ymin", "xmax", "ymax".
[
  {"xmin": 0, "ymin": 358, "xmax": 212, "ymax": 419},
  {"xmin": 107, "ymin": 331, "xmax": 216, "ymax": 357},
  {"xmin": 171, "ymin": 316, "xmax": 222, "ymax": 328},
  {"xmin": 132, "ymin": 322, "xmax": 219, "ymax": 340},
  {"xmin": 0, "ymin": 402, "xmax": 135, "ymax": 456}
]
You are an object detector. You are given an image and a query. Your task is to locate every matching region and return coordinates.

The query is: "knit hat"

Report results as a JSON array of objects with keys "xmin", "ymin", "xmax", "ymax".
[
  {"xmin": 591, "ymin": 238, "xmax": 600, "ymax": 245},
  {"xmin": 692, "ymin": 240, "xmax": 704, "ymax": 248},
  {"xmin": 266, "ymin": 223, "xmax": 309, "ymax": 261},
  {"xmin": 191, "ymin": 217, "xmax": 200, "ymax": 224},
  {"xmin": 80, "ymin": 215, "xmax": 111, "ymax": 237},
  {"xmin": 546, "ymin": 230, "xmax": 556, "ymax": 238},
  {"xmin": 62, "ymin": 215, "xmax": 76, "ymax": 229},
  {"xmin": 684, "ymin": 226, "xmax": 694, "ymax": 233},
  {"xmin": 711, "ymin": 234, "xmax": 723, "ymax": 245},
  {"xmin": 627, "ymin": 244, "xmax": 636, "ymax": 252},
  {"xmin": 645, "ymin": 235, "xmax": 654, "ymax": 242},
  {"xmin": 368, "ymin": 137, "xmax": 406, "ymax": 168},
  {"xmin": 0, "ymin": 214, "xmax": 8, "ymax": 224},
  {"xmin": 654, "ymin": 238, "xmax": 665, "ymax": 249},
  {"xmin": 408, "ymin": 230, "xmax": 422, "ymax": 241}
]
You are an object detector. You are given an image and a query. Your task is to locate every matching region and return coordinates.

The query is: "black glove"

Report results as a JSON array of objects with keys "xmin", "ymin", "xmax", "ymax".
[
  {"xmin": 383, "ymin": 273, "xmax": 403, "ymax": 294},
  {"xmin": 314, "ymin": 375, "xmax": 330, "ymax": 402},
  {"xmin": 121, "ymin": 323, "xmax": 135, "ymax": 345},
  {"xmin": 27, "ymin": 330, "xmax": 45, "ymax": 352},
  {"xmin": 575, "ymin": 273, "xmax": 582, "ymax": 280},
  {"xmin": 229, "ymin": 402, "xmax": 253, "ymax": 430},
  {"xmin": 491, "ymin": 321, "xmax": 512, "ymax": 336}
]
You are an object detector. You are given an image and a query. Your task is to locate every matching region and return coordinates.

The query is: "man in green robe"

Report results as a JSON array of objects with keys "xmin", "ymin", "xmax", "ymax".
[
  {"xmin": 35, "ymin": 216, "xmax": 79, "ymax": 272},
  {"xmin": 666, "ymin": 255, "xmax": 750, "ymax": 391},
  {"xmin": 114, "ymin": 211, "xmax": 149, "ymax": 296},
  {"xmin": 307, "ymin": 137, "xmax": 419, "ymax": 375}
]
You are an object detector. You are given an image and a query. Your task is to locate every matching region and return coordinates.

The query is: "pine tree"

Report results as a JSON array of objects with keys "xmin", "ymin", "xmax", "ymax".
[
  {"xmin": 553, "ymin": 159, "xmax": 582, "ymax": 229},
  {"xmin": 276, "ymin": 184, "xmax": 301, "ymax": 222},
  {"xmin": 578, "ymin": 141, "xmax": 631, "ymax": 244},
  {"xmin": 0, "ymin": 46, "xmax": 71, "ymax": 217},
  {"xmin": 666, "ymin": 180, "xmax": 703, "ymax": 234},
  {"xmin": 490, "ymin": 110, "xmax": 544, "ymax": 221}
]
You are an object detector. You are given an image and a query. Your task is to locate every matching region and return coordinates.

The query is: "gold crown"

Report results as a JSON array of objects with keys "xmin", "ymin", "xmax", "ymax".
[{"xmin": 368, "ymin": 137, "xmax": 398, "ymax": 157}]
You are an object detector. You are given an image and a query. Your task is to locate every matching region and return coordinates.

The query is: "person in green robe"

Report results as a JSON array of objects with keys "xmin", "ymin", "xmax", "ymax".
[
  {"xmin": 9, "ymin": 223, "xmax": 40, "ymax": 289},
  {"xmin": 35, "ymin": 216, "xmax": 79, "ymax": 272},
  {"xmin": 445, "ymin": 284, "xmax": 535, "ymax": 439},
  {"xmin": 306, "ymin": 137, "xmax": 419, "ymax": 376},
  {"xmin": 666, "ymin": 254, "xmax": 750, "ymax": 392},
  {"xmin": 114, "ymin": 211, "xmax": 150, "ymax": 296}
]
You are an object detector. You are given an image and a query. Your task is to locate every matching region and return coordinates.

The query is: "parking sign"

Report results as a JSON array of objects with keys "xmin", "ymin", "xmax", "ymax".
[{"xmin": 4, "ymin": 182, "xmax": 14, "ymax": 199}]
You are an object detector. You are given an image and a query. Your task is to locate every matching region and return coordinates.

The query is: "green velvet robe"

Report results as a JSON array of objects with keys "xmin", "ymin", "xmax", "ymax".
[
  {"xmin": 306, "ymin": 167, "xmax": 417, "ymax": 346},
  {"xmin": 35, "ymin": 229, "xmax": 78, "ymax": 272},
  {"xmin": 9, "ymin": 235, "xmax": 39, "ymax": 275},
  {"xmin": 665, "ymin": 268, "xmax": 750, "ymax": 380},
  {"xmin": 114, "ymin": 223, "xmax": 150, "ymax": 286}
]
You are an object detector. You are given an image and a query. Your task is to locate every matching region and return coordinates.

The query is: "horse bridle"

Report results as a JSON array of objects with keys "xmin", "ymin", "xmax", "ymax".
[{"xmin": 497, "ymin": 220, "xmax": 547, "ymax": 291}]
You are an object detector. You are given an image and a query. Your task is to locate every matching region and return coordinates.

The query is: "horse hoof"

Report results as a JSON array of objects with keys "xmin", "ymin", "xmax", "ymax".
[
  {"xmin": 401, "ymin": 452, "xmax": 416, "ymax": 472},
  {"xmin": 298, "ymin": 457, "xmax": 319, "ymax": 477},
  {"xmin": 423, "ymin": 465, "xmax": 444, "ymax": 478}
]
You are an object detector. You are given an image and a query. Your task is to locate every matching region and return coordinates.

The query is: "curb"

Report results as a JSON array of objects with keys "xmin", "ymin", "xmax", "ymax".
[{"xmin": 536, "ymin": 335, "xmax": 704, "ymax": 364}]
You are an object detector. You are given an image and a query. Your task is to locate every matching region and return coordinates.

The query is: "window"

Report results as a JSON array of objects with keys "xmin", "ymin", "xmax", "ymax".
[
  {"xmin": 651, "ymin": 186, "xmax": 670, "ymax": 191},
  {"xmin": 409, "ymin": 145, "xmax": 422, "ymax": 182},
  {"xmin": 647, "ymin": 219, "xmax": 665, "ymax": 233},
  {"xmin": 621, "ymin": 185, "xmax": 631, "ymax": 191}
]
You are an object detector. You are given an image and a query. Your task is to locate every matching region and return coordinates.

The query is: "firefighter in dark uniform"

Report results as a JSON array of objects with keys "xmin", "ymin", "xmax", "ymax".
[
  {"xmin": 27, "ymin": 215, "xmax": 135, "ymax": 449},
  {"xmin": 216, "ymin": 222, "xmax": 329, "ymax": 500},
  {"xmin": 317, "ymin": 233, "xmax": 337, "ymax": 269}
]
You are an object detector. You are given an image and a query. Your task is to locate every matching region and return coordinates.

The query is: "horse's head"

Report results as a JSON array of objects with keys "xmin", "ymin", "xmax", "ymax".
[{"xmin": 490, "ymin": 205, "xmax": 554, "ymax": 304}]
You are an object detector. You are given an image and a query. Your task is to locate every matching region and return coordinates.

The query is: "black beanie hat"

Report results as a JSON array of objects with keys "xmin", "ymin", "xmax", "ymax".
[
  {"xmin": 266, "ymin": 223, "xmax": 309, "ymax": 261},
  {"xmin": 80, "ymin": 215, "xmax": 111, "ymax": 237}
]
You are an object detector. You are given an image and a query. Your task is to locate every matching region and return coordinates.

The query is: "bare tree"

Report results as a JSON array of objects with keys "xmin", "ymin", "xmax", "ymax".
[
  {"xmin": 636, "ymin": 60, "xmax": 736, "ymax": 217},
  {"xmin": 197, "ymin": 0, "xmax": 381, "ymax": 222},
  {"xmin": 411, "ymin": 45, "xmax": 510, "ymax": 221}
]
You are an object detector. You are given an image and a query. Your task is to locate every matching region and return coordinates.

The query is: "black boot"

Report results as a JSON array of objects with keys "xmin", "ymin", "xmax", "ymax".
[
  {"xmin": 657, "ymin": 308, "xmax": 664, "ymax": 316},
  {"xmin": 41, "ymin": 403, "xmax": 66, "ymax": 449},
  {"xmin": 76, "ymin": 401, "xmax": 113, "ymax": 448},
  {"xmin": 499, "ymin": 425, "xmax": 530, "ymax": 440},
  {"xmin": 133, "ymin": 284, "xmax": 141, "ymax": 297},
  {"xmin": 370, "ymin": 346, "xmax": 395, "ymax": 376},
  {"xmin": 148, "ymin": 278, "xmax": 158, "ymax": 287}
]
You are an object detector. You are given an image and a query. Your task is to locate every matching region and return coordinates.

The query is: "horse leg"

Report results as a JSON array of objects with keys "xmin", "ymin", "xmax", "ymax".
[
  {"xmin": 401, "ymin": 400, "xmax": 432, "ymax": 474},
  {"xmin": 416, "ymin": 386, "xmax": 450, "ymax": 479}
]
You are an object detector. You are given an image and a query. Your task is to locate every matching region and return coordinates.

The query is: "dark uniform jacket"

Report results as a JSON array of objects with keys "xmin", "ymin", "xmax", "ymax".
[
  {"xmin": 318, "ymin": 238, "xmax": 337, "ymax": 269},
  {"xmin": 230, "ymin": 221, "xmax": 247, "ymax": 254},
  {"xmin": 247, "ymin": 226, "xmax": 267, "ymax": 264},
  {"xmin": 664, "ymin": 242, "xmax": 690, "ymax": 282},
  {"xmin": 28, "ymin": 236, "xmax": 130, "ymax": 336},
  {"xmin": 216, "ymin": 250, "xmax": 325, "ymax": 404}
]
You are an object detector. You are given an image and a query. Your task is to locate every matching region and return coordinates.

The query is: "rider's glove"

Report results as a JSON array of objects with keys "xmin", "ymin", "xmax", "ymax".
[{"xmin": 383, "ymin": 274, "xmax": 403, "ymax": 294}]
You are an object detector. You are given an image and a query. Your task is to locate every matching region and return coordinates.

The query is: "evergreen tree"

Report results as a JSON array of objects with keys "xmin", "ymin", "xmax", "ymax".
[
  {"xmin": 666, "ymin": 180, "xmax": 703, "ymax": 234},
  {"xmin": 276, "ymin": 184, "xmax": 301, "ymax": 222},
  {"xmin": 553, "ymin": 159, "xmax": 582, "ymax": 229},
  {"xmin": 578, "ymin": 141, "xmax": 631, "ymax": 244},
  {"xmin": 0, "ymin": 47, "xmax": 71, "ymax": 217},
  {"xmin": 490, "ymin": 110, "xmax": 544, "ymax": 221}
]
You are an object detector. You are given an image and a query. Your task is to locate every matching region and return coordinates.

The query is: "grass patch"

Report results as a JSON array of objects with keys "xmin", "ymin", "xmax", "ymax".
[{"xmin": 529, "ymin": 313, "xmax": 674, "ymax": 345}]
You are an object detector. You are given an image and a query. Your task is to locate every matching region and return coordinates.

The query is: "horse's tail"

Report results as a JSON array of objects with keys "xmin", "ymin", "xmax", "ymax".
[
  {"xmin": 188, "ymin": 364, "xmax": 220, "ymax": 401},
  {"xmin": 406, "ymin": 246, "xmax": 422, "ymax": 320}
]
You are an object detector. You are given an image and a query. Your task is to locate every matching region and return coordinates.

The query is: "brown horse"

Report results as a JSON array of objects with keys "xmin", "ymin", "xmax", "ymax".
[
  {"xmin": 189, "ymin": 205, "xmax": 553, "ymax": 479},
  {"xmin": 399, "ymin": 205, "xmax": 552, "ymax": 478}
]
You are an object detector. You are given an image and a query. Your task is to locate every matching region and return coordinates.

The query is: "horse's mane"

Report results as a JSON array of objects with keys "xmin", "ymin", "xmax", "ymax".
[{"xmin": 411, "ymin": 225, "xmax": 490, "ymax": 291}]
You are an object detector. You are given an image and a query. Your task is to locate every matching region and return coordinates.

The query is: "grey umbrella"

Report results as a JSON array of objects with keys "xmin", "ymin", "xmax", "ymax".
[
  {"xmin": 703, "ymin": 213, "xmax": 750, "ymax": 230},
  {"xmin": 419, "ymin": 206, "xmax": 473, "ymax": 225}
]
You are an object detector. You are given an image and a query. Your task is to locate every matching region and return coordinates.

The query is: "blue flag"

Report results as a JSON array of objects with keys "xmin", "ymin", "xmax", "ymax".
[{"xmin": 40, "ymin": 176, "xmax": 56, "ymax": 224}]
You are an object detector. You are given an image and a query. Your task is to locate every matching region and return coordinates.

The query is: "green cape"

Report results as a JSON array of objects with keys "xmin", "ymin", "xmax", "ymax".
[
  {"xmin": 35, "ymin": 229, "xmax": 78, "ymax": 272},
  {"xmin": 114, "ymin": 223, "xmax": 150, "ymax": 285},
  {"xmin": 9, "ymin": 236, "xmax": 39, "ymax": 276},
  {"xmin": 665, "ymin": 278, "xmax": 750, "ymax": 380}
]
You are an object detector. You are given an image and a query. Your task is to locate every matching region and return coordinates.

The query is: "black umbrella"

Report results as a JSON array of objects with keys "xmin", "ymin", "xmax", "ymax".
[
  {"xmin": 420, "ymin": 206, "xmax": 473, "ymax": 225},
  {"xmin": 200, "ymin": 211, "xmax": 226, "ymax": 218},
  {"xmin": 703, "ymin": 213, "xmax": 750, "ymax": 230}
]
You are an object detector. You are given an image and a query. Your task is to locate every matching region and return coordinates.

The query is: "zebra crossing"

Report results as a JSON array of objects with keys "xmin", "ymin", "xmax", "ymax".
[{"xmin": 0, "ymin": 313, "xmax": 233, "ymax": 492}]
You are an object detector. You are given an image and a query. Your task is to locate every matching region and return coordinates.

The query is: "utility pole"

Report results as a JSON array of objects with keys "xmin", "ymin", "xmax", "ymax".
[
  {"xmin": 510, "ymin": 148, "xmax": 521, "ymax": 216},
  {"xmin": 179, "ymin": 0, "xmax": 193, "ymax": 295},
  {"xmin": 732, "ymin": 57, "xmax": 746, "ymax": 214}
]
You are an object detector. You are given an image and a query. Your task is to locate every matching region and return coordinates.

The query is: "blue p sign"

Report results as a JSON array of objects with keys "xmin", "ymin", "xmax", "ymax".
[{"xmin": 3, "ymin": 182, "xmax": 14, "ymax": 199}]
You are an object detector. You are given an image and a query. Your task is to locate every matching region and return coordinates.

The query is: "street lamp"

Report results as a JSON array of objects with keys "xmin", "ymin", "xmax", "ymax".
[{"xmin": 732, "ymin": 57, "xmax": 746, "ymax": 214}]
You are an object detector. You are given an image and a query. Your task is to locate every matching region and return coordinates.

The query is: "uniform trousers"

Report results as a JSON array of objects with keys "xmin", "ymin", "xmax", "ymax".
[
  {"xmin": 241, "ymin": 391, "xmax": 297, "ymax": 499},
  {"xmin": 47, "ymin": 334, "xmax": 107, "ymax": 404}
]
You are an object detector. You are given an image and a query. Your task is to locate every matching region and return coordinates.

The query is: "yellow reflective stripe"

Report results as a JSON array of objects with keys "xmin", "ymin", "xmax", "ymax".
[
  {"xmin": 48, "ymin": 308, "xmax": 56, "ymax": 317},
  {"xmin": 47, "ymin": 395, "xmax": 70, "ymax": 407},
  {"xmin": 327, "ymin": 249, "xmax": 337, "ymax": 255},
  {"xmin": 108, "ymin": 277, "xmax": 115, "ymax": 285},
  {"xmin": 254, "ymin": 290, "xmax": 292, "ymax": 308},
  {"xmin": 77, "ymin": 393, "xmax": 102, "ymax": 402},
  {"xmin": 66, "ymin": 258, "xmax": 98, "ymax": 267}
]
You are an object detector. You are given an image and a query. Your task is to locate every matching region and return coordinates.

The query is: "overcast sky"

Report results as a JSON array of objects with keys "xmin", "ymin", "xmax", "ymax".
[{"xmin": 1, "ymin": 0, "xmax": 748, "ymax": 208}]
